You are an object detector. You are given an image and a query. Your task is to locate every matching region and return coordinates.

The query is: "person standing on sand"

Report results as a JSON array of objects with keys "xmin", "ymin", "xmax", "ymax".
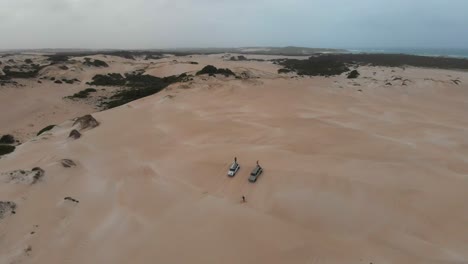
[{"xmin": 242, "ymin": 196, "xmax": 246, "ymax": 203}]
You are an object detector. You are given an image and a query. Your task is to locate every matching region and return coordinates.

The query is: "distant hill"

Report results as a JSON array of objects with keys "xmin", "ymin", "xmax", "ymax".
[{"xmin": 0, "ymin": 47, "xmax": 347, "ymax": 57}]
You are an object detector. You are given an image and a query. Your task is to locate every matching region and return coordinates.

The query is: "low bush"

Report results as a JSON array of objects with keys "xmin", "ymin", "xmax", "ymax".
[
  {"xmin": 0, "ymin": 145, "xmax": 15, "ymax": 156},
  {"xmin": 47, "ymin": 55, "xmax": 69, "ymax": 63},
  {"xmin": 276, "ymin": 56, "xmax": 350, "ymax": 76},
  {"xmin": 83, "ymin": 58, "xmax": 109, "ymax": 67},
  {"xmin": 66, "ymin": 88, "xmax": 97, "ymax": 99},
  {"xmin": 347, "ymin": 70, "xmax": 360, "ymax": 79},
  {"xmin": 0, "ymin": 135, "xmax": 15, "ymax": 144},
  {"xmin": 278, "ymin": 68, "xmax": 292, "ymax": 74},
  {"xmin": 196, "ymin": 65, "xmax": 235, "ymax": 77},
  {"xmin": 89, "ymin": 73, "xmax": 126, "ymax": 86},
  {"xmin": 37, "ymin": 125, "xmax": 56, "ymax": 136}
]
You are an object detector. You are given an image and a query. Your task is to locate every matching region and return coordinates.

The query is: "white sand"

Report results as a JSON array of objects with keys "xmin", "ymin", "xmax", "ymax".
[{"xmin": 0, "ymin": 54, "xmax": 468, "ymax": 263}]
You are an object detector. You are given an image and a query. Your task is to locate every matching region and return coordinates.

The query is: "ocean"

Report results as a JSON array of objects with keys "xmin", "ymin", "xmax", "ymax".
[{"xmin": 347, "ymin": 48, "xmax": 468, "ymax": 59}]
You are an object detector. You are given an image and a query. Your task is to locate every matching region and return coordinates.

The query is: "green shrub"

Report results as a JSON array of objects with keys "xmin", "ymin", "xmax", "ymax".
[
  {"xmin": 47, "ymin": 55, "xmax": 69, "ymax": 63},
  {"xmin": 278, "ymin": 68, "xmax": 292, "ymax": 74},
  {"xmin": 37, "ymin": 125, "xmax": 56, "ymax": 136},
  {"xmin": 347, "ymin": 70, "xmax": 360, "ymax": 79},
  {"xmin": 196, "ymin": 65, "xmax": 235, "ymax": 77},
  {"xmin": 83, "ymin": 58, "xmax": 109, "ymax": 67},
  {"xmin": 102, "ymin": 73, "xmax": 190, "ymax": 109},
  {"xmin": 276, "ymin": 56, "xmax": 350, "ymax": 76},
  {"xmin": 66, "ymin": 88, "xmax": 97, "ymax": 99},
  {"xmin": 0, "ymin": 145, "xmax": 15, "ymax": 156},
  {"xmin": 144, "ymin": 55, "xmax": 162, "ymax": 60},
  {"xmin": 89, "ymin": 73, "xmax": 126, "ymax": 86},
  {"xmin": 0, "ymin": 135, "xmax": 15, "ymax": 144}
]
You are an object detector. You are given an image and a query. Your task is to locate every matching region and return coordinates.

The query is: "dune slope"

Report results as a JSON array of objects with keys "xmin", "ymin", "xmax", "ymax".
[{"xmin": 1, "ymin": 55, "xmax": 468, "ymax": 264}]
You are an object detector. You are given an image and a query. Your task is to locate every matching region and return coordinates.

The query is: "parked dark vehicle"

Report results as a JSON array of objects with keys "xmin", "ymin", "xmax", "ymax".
[{"xmin": 249, "ymin": 163, "xmax": 263, "ymax": 183}]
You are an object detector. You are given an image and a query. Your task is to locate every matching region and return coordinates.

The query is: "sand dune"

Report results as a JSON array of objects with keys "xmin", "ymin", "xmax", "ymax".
[{"xmin": 1, "ymin": 54, "xmax": 468, "ymax": 263}]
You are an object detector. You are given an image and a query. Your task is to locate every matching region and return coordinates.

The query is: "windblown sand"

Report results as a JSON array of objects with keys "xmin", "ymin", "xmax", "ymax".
[{"xmin": 0, "ymin": 54, "xmax": 468, "ymax": 264}]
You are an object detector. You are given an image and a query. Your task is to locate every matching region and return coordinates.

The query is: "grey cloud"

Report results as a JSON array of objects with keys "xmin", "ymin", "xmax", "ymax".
[{"xmin": 0, "ymin": 0, "xmax": 467, "ymax": 49}]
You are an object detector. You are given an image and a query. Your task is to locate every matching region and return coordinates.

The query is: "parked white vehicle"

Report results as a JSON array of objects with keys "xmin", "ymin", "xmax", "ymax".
[{"xmin": 228, "ymin": 157, "xmax": 240, "ymax": 176}]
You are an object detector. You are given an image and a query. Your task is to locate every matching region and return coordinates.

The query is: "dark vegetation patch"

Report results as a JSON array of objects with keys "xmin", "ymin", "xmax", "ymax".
[
  {"xmin": 87, "ymin": 72, "xmax": 192, "ymax": 109},
  {"xmin": 278, "ymin": 68, "xmax": 292, "ymax": 74},
  {"xmin": 52, "ymin": 51, "xmax": 142, "ymax": 60},
  {"xmin": 145, "ymin": 54, "xmax": 162, "ymax": 60},
  {"xmin": 274, "ymin": 56, "xmax": 350, "ymax": 76},
  {"xmin": 188, "ymin": 61, "xmax": 199, "ymax": 64},
  {"xmin": 66, "ymin": 88, "xmax": 97, "ymax": 99},
  {"xmin": 83, "ymin": 58, "xmax": 109, "ymax": 67},
  {"xmin": 0, "ymin": 145, "xmax": 15, "ymax": 156},
  {"xmin": 347, "ymin": 70, "xmax": 360, "ymax": 79},
  {"xmin": 105, "ymin": 74, "xmax": 173, "ymax": 108},
  {"xmin": 230, "ymin": 55, "xmax": 247, "ymax": 61},
  {"xmin": 0, "ymin": 134, "xmax": 15, "ymax": 144},
  {"xmin": 89, "ymin": 73, "xmax": 126, "ymax": 86},
  {"xmin": 37, "ymin": 125, "xmax": 56, "ymax": 136},
  {"xmin": 64, "ymin": 197, "xmax": 79, "ymax": 203},
  {"xmin": 2, "ymin": 63, "xmax": 47, "ymax": 79},
  {"xmin": 60, "ymin": 78, "xmax": 80, "ymax": 84},
  {"xmin": 54, "ymin": 80, "xmax": 63, "ymax": 84},
  {"xmin": 0, "ymin": 75, "xmax": 18, "ymax": 86},
  {"xmin": 0, "ymin": 201, "xmax": 16, "ymax": 218},
  {"xmin": 59, "ymin": 65, "xmax": 69, "ymax": 70},
  {"xmin": 46, "ymin": 55, "xmax": 69, "ymax": 63},
  {"xmin": 24, "ymin": 59, "xmax": 33, "ymax": 64},
  {"xmin": 196, "ymin": 65, "xmax": 235, "ymax": 77},
  {"xmin": 275, "ymin": 54, "xmax": 468, "ymax": 77}
]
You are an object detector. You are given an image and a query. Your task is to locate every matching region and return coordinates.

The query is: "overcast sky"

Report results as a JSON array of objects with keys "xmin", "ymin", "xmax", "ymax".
[{"xmin": 0, "ymin": 0, "xmax": 467, "ymax": 49}]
